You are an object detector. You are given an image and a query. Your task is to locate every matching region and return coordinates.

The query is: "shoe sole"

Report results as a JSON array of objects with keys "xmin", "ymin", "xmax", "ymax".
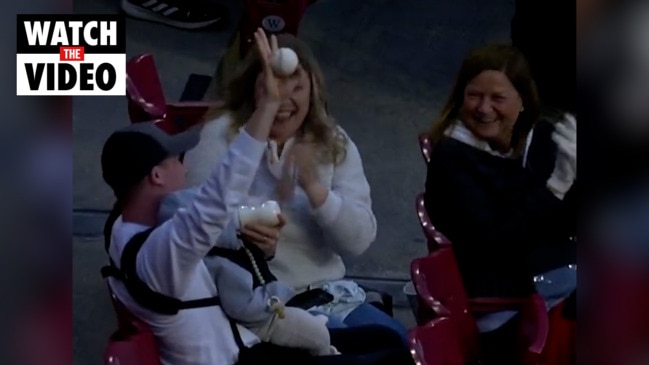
[{"xmin": 121, "ymin": 0, "xmax": 223, "ymax": 30}]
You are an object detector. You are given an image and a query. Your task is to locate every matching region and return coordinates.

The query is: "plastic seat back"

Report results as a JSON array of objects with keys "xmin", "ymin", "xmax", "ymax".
[
  {"xmin": 126, "ymin": 54, "xmax": 167, "ymax": 122},
  {"xmin": 408, "ymin": 317, "xmax": 466, "ymax": 365},
  {"xmin": 104, "ymin": 287, "xmax": 162, "ymax": 365},
  {"xmin": 416, "ymin": 192, "xmax": 452, "ymax": 251},
  {"xmin": 104, "ymin": 319, "xmax": 161, "ymax": 365},
  {"xmin": 541, "ymin": 299, "xmax": 575, "ymax": 365},
  {"xmin": 418, "ymin": 132, "xmax": 432, "ymax": 164},
  {"xmin": 410, "ymin": 247, "xmax": 480, "ymax": 360},
  {"xmin": 411, "ymin": 249, "xmax": 550, "ymax": 365},
  {"xmin": 518, "ymin": 294, "xmax": 550, "ymax": 365}
]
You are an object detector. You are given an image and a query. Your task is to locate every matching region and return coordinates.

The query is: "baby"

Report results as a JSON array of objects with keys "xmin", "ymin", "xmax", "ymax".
[{"xmin": 158, "ymin": 188, "xmax": 338, "ymax": 356}]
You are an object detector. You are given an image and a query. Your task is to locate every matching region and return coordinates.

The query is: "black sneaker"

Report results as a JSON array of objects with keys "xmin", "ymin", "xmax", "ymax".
[{"xmin": 121, "ymin": 0, "xmax": 228, "ymax": 30}]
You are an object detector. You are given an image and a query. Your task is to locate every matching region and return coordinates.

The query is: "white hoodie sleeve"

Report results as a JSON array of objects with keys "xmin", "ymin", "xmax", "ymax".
[
  {"xmin": 135, "ymin": 129, "xmax": 266, "ymax": 298},
  {"xmin": 312, "ymin": 133, "xmax": 377, "ymax": 257},
  {"xmin": 183, "ymin": 115, "xmax": 233, "ymax": 188}
]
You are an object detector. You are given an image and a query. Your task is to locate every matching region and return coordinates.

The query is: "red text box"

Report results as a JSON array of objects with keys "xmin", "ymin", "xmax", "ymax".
[{"xmin": 59, "ymin": 47, "xmax": 85, "ymax": 61}]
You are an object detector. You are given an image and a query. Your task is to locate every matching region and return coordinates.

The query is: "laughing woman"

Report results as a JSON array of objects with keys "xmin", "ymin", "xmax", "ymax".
[
  {"xmin": 182, "ymin": 33, "xmax": 408, "ymax": 343},
  {"xmin": 424, "ymin": 44, "xmax": 577, "ymax": 364}
]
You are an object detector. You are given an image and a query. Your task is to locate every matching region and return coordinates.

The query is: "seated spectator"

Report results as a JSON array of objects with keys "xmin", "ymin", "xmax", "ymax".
[
  {"xmin": 182, "ymin": 31, "xmax": 409, "ymax": 343},
  {"xmin": 100, "ymin": 28, "xmax": 413, "ymax": 365},
  {"xmin": 424, "ymin": 44, "xmax": 576, "ymax": 363}
]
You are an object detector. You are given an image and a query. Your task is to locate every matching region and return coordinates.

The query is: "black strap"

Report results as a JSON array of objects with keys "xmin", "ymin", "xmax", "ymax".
[
  {"xmin": 101, "ymin": 204, "xmax": 248, "ymax": 352},
  {"xmin": 102, "ymin": 226, "xmax": 222, "ymax": 315},
  {"xmin": 104, "ymin": 200, "xmax": 124, "ymax": 253},
  {"xmin": 228, "ymin": 318, "xmax": 246, "ymax": 350},
  {"xmin": 100, "ymin": 261, "xmax": 123, "ymax": 279}
]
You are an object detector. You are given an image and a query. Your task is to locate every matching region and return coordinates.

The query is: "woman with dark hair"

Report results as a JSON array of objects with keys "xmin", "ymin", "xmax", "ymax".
[{"xmin": 424, "ymin": 44, "xmax": 577, "ymax": 363}]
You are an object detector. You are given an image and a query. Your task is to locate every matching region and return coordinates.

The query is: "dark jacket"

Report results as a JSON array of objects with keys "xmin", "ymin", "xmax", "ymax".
[{"xmin": 424, "ymin": 120, "xmax": 576, "ymax": 298}]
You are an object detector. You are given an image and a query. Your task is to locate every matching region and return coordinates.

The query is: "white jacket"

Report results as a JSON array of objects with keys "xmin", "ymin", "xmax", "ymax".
[
  {"xmin": 183, "ymin": 114, "xmax": 377, "ymax": 290},
  {"xmin": 107, "ymin": 130, "xmax": 266, "ymax": 365}
]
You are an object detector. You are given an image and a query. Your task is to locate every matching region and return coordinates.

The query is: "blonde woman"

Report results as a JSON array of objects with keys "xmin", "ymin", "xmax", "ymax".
[{"xmin": 183, "ymin": 33, "xmax": 407, "ymax": 342}]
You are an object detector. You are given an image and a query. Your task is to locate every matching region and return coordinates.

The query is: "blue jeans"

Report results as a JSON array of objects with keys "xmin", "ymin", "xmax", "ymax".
[{"xmin": 319, "ymin": 303, "xmax": 409, "ymax": 345}]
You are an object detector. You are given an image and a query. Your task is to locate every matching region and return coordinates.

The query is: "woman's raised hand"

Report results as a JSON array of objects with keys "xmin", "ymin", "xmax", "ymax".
[{"xmin": 254, "ymin": 28, "xmax": 281, "ymax": 105}]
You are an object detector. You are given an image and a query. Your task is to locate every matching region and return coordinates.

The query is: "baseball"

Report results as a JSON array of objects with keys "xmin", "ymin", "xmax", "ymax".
[
  {"xmin": 271, "ymin": 48, "xmax": 299, "ymax": 76},
  {"xmin": 257, "ymin": 200, "xmax": 281, "ymax": 225}
]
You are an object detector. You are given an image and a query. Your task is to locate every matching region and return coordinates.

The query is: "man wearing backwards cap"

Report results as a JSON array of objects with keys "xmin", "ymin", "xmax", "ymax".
[
  {"xmin": 100, "ymin": 113, "xmax": 282, "ymax": 365},
  {"xmin": 100, "ymin": 29, "xmax": 290, "ymax": 365}
]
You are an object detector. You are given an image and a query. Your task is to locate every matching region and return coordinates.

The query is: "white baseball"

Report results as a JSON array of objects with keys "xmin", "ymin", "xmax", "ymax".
[
  {"xmin": 271, "ymin": 48, "xmax": 299, "ymax": 76},
  {"xmin": 256, "ymin": 200, "xmax": 281, "ymax": 225}
]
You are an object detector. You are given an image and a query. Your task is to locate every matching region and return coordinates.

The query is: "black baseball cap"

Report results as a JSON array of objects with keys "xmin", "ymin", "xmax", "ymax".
[{"xmin": 101, "ymin": 121, "xmax": 200, "ymax": 199}]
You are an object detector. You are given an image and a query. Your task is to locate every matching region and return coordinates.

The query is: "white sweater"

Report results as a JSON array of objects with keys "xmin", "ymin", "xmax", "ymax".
[
  {"xmin": 107, "ymin": 130, "xmax": 266, "ymax": 365},
  {"xmin": 184, "ymin": 114, "xmax": 377, "ymax": 290}
]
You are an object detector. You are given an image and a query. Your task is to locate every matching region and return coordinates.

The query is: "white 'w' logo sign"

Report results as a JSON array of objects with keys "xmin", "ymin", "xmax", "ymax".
[{"xmin": 261, "ymin": 15, "xmax": 285, "ymax": 32}]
